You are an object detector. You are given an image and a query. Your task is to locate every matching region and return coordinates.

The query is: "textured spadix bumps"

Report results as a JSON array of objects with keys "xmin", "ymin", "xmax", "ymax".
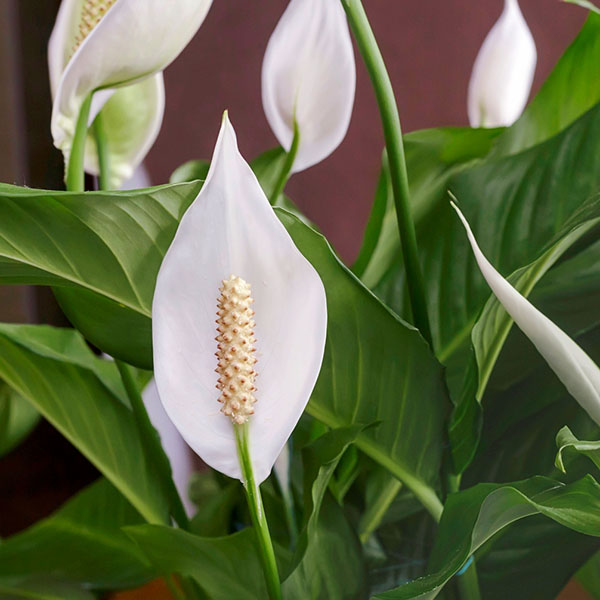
[
  {"xmin": 216, "ymin": 276, "xmax": 258, "ymax": 425},
  {"xmin": 153, "ymin": 115, "xmax": 327, "ymax": 483},
  {"xmin": 452, "ymin": 202, "xmax": 600, "ymax": 426},
  {"xmin": 262, "ymin": 0, "xmax": 356, "ymax": 172},
  {"xmin": 468, "ymin": 0, "xmax": 536, "ymax": 127},
  {"xmin": 49, "ymin": 0, "xmax": 212, "ymax": 186}
]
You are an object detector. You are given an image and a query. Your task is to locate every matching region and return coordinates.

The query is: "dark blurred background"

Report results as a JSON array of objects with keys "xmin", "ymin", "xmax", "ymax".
[{"xmin": 0, "ymin": 1, "xmax": 592, "ymax": 596}]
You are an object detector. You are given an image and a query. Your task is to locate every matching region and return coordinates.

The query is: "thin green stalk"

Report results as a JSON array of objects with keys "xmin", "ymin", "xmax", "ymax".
[
  {"xmin": 85, "ymin": 105, "xmax": 190, "ymax": 531},
  {"xmin": 65, "ymin": 94, "xmax": 92, "ymax": 192},
  {"xmin": 269, "ymin": 119, "xmax": 300, "ymax": 205},
  {"xmin": 115, "ymin": 359, "xmax": 190, "ymax": 530},
  {"xmin": 280, "ymin": 485, "xmax": 298, "ymax": 549},
  {"xmin": 341, "ymin": 0, "xmax": 432, "ymax": 347},
  {"xmin": 358, "ymin": 478, "xmax": 402, "ymax": 543},
  {"xmin": 455, "ymin": 558, "xmax": 482, "ymax": 600},
  {"xmin": 165, "ymin": 574, "xmax": 186, "ymax": 600},
  {"xmin": 92, "ymin": 111, "xmax": 111, "ymax": 191},
  {"xmin": 235, "ymin": 424, "xmax": 282, "ymax": 600}
]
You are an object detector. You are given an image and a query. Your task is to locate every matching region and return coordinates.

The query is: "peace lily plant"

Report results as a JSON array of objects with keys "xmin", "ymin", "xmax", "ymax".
[{"xmin": 2, "ymin": 0, "xmax": 600, "ymax": 599}]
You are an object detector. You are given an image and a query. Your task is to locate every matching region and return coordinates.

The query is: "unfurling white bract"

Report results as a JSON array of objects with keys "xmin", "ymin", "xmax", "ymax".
[
  {"xmin": 142, "ymin": 379, "xmax": 196, "ymax": 518},
  {"xmin": 153, "ymin": 114, "xmax": 327, "ymax": 484},
  {"xmin": 48, "ymin": 0, "xmax": 212, "ymax": 187},
  {"xmin": 262, "ymin": 0, "xmax": 356, "ymax": 172},
  {"xmin": 467, "ymin": 0, "xmax": 537, "ymax": 128},
  {"xmin": 451, "ymin": 202, "xmax": 600, "ymax": 426}
]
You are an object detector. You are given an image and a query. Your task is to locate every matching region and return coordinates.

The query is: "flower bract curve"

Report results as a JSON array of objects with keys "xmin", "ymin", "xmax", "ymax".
[
  {"xmin": 153, "ymin": 114, "xmax": 327, "ymax": 484},
  {"xmin": 467, "ymin": 0, "xmax": 537, "ymax": 127},
  {"xmin": 262, "ymin": 0, "xmax": 356, "ymax": 172},
  {"xmin": 452, "ymin": 201, "xmax": 600, "ymax": 426}
]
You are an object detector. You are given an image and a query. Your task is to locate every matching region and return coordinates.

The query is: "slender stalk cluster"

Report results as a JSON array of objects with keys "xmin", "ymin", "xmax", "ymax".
[
  {"xmin": 73, "ymin": 0, "xmax": 117, "ymax": 55},
  {"xmin": 215, "ymin": 275, "xmax": 258, "ymax": 425}
]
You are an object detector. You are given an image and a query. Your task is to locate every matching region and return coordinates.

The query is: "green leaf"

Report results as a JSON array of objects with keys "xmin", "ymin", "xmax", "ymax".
[
  {"xmin": 283, "ymin": 496, "xmax": 367, "ymax": 600},
  {"xmin": 0, "ymin": 479, "xmax": 153, "ymax": 591},
  {"xmin": 0, "ymin": 181, "xmax": 202, "ymax": 368},
  {"xmin": 476, "ymin": 515, "xmax": 600, "ymax": 600},
  {"xmin": 169, "ymin": 159, "xmax": 210, "ymax": 184},
  {"xmin": 449, "ymin": 197, "xmax": 600, "ymax": 471},
  {"xmin": 0, "ymin": 324, "xmax": 169, "ymax": 524},
  {"xmin": 288, "ymin": 426, "xmax": 364, "ymax": 572},
  {"xmin": 0, "ymin": 580, "xmax": 94, "ymax": 600},
  {"xmin": 359, "ymin": 127, "xmax": 500, "ymax": 289},
  {"xmin": 125, "ymin": 526, "xmax": 268, "ymax": 600},
  {"xmin": 556, "ymin": 426, "xmax": 600, "ymax": 474},
  {"xmin": 0, "ymin": 382, "xmax": 39, "ymax": 456},
  {"xmin": 577, "ymin": 551, "xmax": 600, "ymax": 598},
  {"xmin": 492, "ymin": 13, "xmax": 600, "ymax": 155},
  {"xmin": 278, "ymin": 209, "xmax": 447, "ymax": 519},
  {"xmin": 372, "ymin": 476, "xmax": 600, "ymax": 599}
]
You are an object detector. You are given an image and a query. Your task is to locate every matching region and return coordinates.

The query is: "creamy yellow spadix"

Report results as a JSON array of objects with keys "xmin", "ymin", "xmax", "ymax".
[{"xmin": 216, "ymin": 275, "xmax": 258, "ymax": 425}]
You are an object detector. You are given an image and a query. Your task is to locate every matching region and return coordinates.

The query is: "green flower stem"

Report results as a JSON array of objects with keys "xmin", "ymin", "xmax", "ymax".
[
  {"xmin": 235, "ymin": 424, "xmax": 282, "ymax": 600},
  {"xmin": 269, "ymin": 119, "xmax": 300, "ymax": 205},
  {"xmin": 65, "ymin": 94, "xmax": 92, "ymax": 192},
  {"xmin": 341, "ymin": 0, "xmax": 433, "ymax": 347},
  {"xmin": 358, "ymin": 478, "xmax": 402, "ymax": 543},
  {"xmin": 78, "ymin": 99, "xmax": 190, "ymax": 531},
  {"xmin": 115, "ymin": 360, "xmax": 190, "ymax": 530},
  {"xmin": 92, "ymin": 111, "xmax": 111, "ymax": 191},
  {"xmin": 455, "ymin": 559, "xmax": 482, "ymax": 600}
]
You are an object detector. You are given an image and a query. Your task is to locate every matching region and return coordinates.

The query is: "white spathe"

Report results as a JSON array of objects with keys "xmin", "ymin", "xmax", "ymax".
[
  {"xmin": 153, "ymin": 114, "xmax": 328, "ymax": 484},
  {"xmin": 452, "ymin": 202, "xmax": 600, "ymax": 426},
  {"xmin": 467, "ymin": 0, "xmax": 537, "ymax": 128},
  {"xmin": 262, "ymin": 0, "xmax": 356, "ymax": 172},
  {"xmin": 49, "ymin": 0, "xmax": 212, "ymax": 186},
  {"xmin": 142, "ymin": 379, "xmax": 196, "ymax": 518}
]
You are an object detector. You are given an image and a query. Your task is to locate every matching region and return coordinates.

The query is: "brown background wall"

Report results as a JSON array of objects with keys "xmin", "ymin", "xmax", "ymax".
[{"xmin": 144, "ymin": 0, "xmax": 587, "ymax": 262}]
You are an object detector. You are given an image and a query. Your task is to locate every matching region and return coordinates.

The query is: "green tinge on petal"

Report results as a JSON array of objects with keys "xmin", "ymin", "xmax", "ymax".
[{"xmin": 83, "ymin": 75, "xmax": 164, "ymax": 188}]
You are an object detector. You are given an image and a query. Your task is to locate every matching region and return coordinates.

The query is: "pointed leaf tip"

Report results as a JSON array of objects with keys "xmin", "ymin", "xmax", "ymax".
[{"xmin": 452, "ymin": 202, "xmax": 600, "ymax": 426}]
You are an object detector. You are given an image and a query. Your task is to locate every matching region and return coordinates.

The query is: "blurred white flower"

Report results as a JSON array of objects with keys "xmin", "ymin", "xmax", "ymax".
[
  {"xmin": 467, "ymin": 0, "xmax": 537, "ymax": 128},
  {"xmin": 452, "ymin": 201, "xmax": 600, "ymax": 426},
  {"xmin": 48, "ymin": 0, "xmax": 212, "ymax": 186},
  {"xmin": 262, "ymin": 0, "xmax": 356, "ymax": 172},
  {"xmin": 142, "ymin": 379, "xmax": 196, "ymax": 517},
  {"xmin": 153, "ymin": 114, "xmax": 327, "ymax": 484}
]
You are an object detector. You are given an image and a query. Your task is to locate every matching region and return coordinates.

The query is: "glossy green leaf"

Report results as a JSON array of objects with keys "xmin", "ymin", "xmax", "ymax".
[
  {"xmin": 0, "ymin": 382, "xmax": 39, "ymax": 456},
  {"xmin": 0, "ymin": 479, "xmax": 153, "ymax": 590},
  {"xmin": 0, "ymin": 181, "xmax": 202, "ymax": 368},
  {"xmin": 125, "ymin": 526, "xmax": 267, "ymax": 600},
  {"xmin": 577, "ymin": 551, "xmax": 600, "ymax": 598},
  {"xmin": 0, "ymin": 324, "xmax": 169, "ymax": 524},
  {"xmin": 278, "ymin": 209, "xmax": 447, "ymax": 519},
  {"xmin": 556, "ymin": 426, "xmax": 600, "ymax": 474},
  {"xmin": 492, "ymin": 13, "xmax": 600, "ymax": 155},
  {"xmin": 0, "ymin": 580, "xmax": 94, "ymax": 600},
  {"xmin": 449, "ymin": 196, "xmax": 600, "ymax": 470},
  {"xmin": 476, "ymin": 515, "xmax": 600, "ymax": 600},
  {"xmin": 372, "ymin": 476, "xmax": 600, "ymax": 599},
  {"xmin": 169, "ymin": 159, "xmax": 210, "ymax": 184},
  {"xmin": 359, "ymin": 127, "xmax": 500, "ymax": 289}
]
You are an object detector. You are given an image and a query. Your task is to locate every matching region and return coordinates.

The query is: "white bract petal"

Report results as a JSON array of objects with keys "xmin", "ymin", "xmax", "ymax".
[
  {"xmin": 262, "ymin": 0, "xmax": 356, "ymax": 172},
  {"xmin": 49, "ymin": 0, "xmax": 212, "ymax": 182},
  {"xmin": 274, "ymin": 443, "xmax": 291, "ymax": 499},
  {"xmin": 467, "ymin": 0, "xmax": 537, "ymax": 127},
  {"xmin": 142, "ymin": 379, "xmax": 196, "ymax": 518},
  {"xmin": 153, "ymin": 114, "xmax": 327, "ymax": 484},
  {"xmin": 452, "ymin": 202, "xmax": 600, "ymax": 426}
]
